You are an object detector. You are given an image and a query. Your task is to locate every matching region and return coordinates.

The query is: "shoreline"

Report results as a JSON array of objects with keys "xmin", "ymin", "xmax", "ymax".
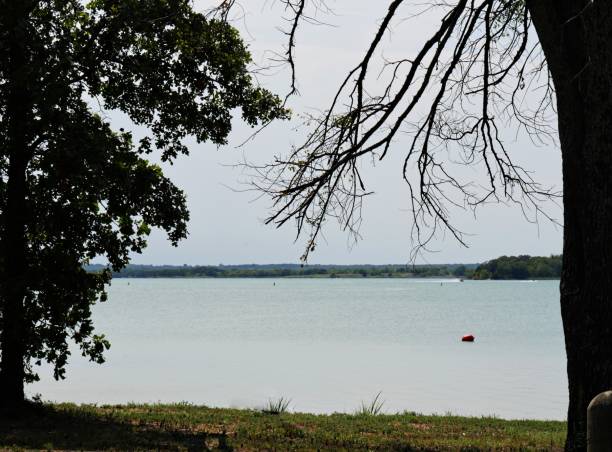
[{"xmin": 109, "ymin": 275, "xmax": 562, "ymax": 280}]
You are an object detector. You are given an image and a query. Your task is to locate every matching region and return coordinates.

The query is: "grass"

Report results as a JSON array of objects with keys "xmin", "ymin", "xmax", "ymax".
[
  {"xmin": 262, "ymin": 397, "xmax": 291, "ymax": 415},
  {"xmin": 356, "ymin": 392, "xmax": 385, "ymax": 416},
  {"xmin": 0, "ymin": 402, "xmax": 566, "ymax": 451}
]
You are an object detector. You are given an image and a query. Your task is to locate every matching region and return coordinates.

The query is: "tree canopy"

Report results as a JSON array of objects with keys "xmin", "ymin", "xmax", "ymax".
[
  {"xmin": 0, "ymin": 0, "xmax": 287, "ymax": 401},
  {"xmin": 472, "ymin": 255, "xmax": 561, "ymax": 280}
]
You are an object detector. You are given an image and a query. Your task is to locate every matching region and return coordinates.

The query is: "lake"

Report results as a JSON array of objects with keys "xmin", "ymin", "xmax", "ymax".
[{"xmin": 28, "ymin": 278, "xmax": 567, "ymax": 420}]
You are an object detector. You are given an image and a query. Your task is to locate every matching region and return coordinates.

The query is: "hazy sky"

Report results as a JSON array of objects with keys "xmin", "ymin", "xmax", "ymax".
[{"xmin": 118, "ymin": 1, "xmax": 563, "ymax": 265}]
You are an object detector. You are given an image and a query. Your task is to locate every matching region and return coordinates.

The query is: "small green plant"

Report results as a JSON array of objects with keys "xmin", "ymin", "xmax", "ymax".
[
  {"xmin": 356, "ymin": 392, "xmax": 385, "ymax": 416},
  {"xmin": 263, "ymin": 397, "xmax": 291, "ymax": 415}
]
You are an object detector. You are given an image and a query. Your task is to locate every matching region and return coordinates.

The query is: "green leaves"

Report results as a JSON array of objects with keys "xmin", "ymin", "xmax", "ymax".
[
  {"xmin": 81, "ymin": 0, "xmax": 289, "ymax": 160},
  {"xmin": 0, "ymin": 0, "xmax": 288, "ymax": 382}
]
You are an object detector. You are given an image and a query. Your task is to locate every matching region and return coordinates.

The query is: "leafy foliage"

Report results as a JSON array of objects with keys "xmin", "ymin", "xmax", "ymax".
[
  {"xmin": 0, "ymin": 0, "xmax": 287, "ymax": 382},
  {"xmin": 472, "ymin": 255, "xmax": 561, "ymax": 280}
]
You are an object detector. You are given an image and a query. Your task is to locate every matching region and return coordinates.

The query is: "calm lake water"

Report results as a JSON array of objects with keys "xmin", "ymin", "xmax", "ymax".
[{"xmin": 29, "ymin": 278, "xmax": 567, "ymax": 420}]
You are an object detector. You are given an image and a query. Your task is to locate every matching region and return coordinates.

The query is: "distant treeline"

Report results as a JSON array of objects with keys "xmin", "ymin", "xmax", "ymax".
[
  {"xmin": 87, "ymin": 255, "xmax": 561, "ymax": 279},
  {"xmin": 471, "ymin": 255, "xmax": 561, "ymax": 280},
  {"xmin": 86, "ymin": 263, "xmax": 477, "ymax": 279}
]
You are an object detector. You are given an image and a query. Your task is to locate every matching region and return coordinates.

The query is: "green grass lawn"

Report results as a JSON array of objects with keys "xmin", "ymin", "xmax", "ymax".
[{"xmin": 0, "ymin": 403, "xmax": 566, "ymax": 451}]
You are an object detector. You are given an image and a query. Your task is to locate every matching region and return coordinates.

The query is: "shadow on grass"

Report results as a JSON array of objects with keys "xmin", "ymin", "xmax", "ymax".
[{"xmin": 0, "ymin": 404, "xmax": 232, "ymax": 451}]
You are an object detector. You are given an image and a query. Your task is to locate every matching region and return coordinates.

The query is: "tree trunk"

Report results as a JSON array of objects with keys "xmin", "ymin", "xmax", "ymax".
[
  {"xmin": 528, "ymin": 2, "xmax": 612, "ymax": 450},
  {"xmin": 0, "ymin": 2, "xmax": 32, "ymax": 413}
]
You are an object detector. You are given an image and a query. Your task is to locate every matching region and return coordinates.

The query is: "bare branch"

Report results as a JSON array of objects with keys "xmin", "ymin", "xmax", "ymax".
[{"xmin": 250, "ymin": 0, "xmax": 558, "ymax": 261}]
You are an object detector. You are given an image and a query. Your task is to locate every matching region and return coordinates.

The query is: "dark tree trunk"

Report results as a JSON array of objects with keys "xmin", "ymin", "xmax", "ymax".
[
  {"xmin": 528, "ymin": 1, "xmax": 612, "ymax": 450},
  {"xmin": 0, "ymin": 2, "xmax": 32, "ymax": 413}
]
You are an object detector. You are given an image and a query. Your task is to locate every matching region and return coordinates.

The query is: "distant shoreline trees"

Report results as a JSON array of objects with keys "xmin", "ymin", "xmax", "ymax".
[
  {"xmin": 92, "ymin": 255, "xmax": 561, "ymax": 280},
  {"xmin": 471, "ymin": 255, "xmax": 561, "ymax": 280}
]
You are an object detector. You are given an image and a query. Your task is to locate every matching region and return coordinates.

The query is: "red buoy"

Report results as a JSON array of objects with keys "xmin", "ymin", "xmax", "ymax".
[{"xmin": 461, "ymin": 334, "xmax": 475, "ymax": 342}]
